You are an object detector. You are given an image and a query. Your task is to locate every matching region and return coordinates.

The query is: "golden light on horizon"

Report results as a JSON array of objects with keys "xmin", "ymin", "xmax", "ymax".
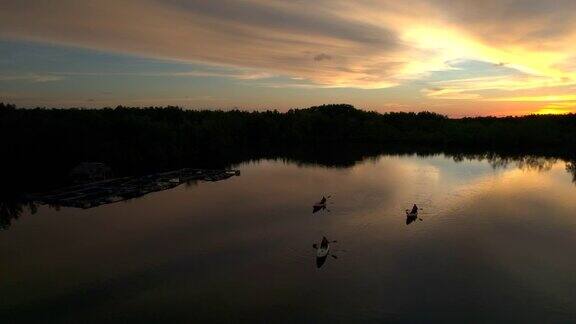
[
  {"xmin": 534, "ymin": 106, "xmax": 575, "ymax": 115},
  {"xmin": 492, "ymin": 95, "xmax": 576, "ymax": 102}
]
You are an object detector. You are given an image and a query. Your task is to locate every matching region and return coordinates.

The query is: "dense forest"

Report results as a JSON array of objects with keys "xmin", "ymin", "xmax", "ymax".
[{"xmin": 1, "ymin": 102, "xmax": 576, "ymax": 191}]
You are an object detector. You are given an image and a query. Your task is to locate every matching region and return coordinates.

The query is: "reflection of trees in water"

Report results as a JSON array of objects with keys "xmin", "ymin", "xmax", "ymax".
[
  {"xmin": 488, "ymin": 155, "xmax": 557, "ymax": 172},
  {"xmin": 0, "ymin": 200, "xmax": 37, "ymax": 230},
  {"xmin": 452, "ymin": 153, "xmax": 558, "ymax": 172},
  {"xmin": 458, "ymin": 153, "xmax": 576, "ymax": 184},
  {"xmin": 0, "ymin": 200, "xmax": 23, "ymax": 230},
  {"xmin": 516, "ymin": 156, "xmax": 558, "ymax": 172},
  {"xmin": 566, "ymin": 162, "xmax": 576, "ymax": 184}
]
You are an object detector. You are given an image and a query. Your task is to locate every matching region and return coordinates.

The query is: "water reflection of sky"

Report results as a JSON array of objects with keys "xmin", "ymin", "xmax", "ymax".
[{"xmin": 1, "ymin": 155, "xmax": 576, "ymax": 321}]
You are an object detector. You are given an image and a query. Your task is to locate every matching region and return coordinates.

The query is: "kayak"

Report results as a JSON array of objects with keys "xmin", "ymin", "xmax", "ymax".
[
  {"xmin": 316, "ymin": 242, "xmax": 330, "ymax": 258},
  {"xmin": 405, "ymin": 210, "xmax": 419, "ymax": 225},
  {"xmin": 315, "ymin": 237, "xmax": 332, "ymax": 268},
  {"xmin": 316, "ymin": 245, "xmax": 329, "ymax": 268},
  {"xmin": 405, "ymin": 210, "xmax": 418, "ymax": 217}
]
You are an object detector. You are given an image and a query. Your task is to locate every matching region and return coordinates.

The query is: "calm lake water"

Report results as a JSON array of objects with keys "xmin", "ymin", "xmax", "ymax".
[{"xmin": 2, "ymin": 154, "xmax": 576, "ymax": 322}]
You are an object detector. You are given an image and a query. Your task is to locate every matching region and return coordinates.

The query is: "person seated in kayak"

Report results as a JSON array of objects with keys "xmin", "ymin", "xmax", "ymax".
[
  {"xmin": 321, "ymin": 236, "xmax": 329, "ymax": 248},
  {"xmin": 411, "ymin": 204, "xmax": 418, "ymax": 214}
]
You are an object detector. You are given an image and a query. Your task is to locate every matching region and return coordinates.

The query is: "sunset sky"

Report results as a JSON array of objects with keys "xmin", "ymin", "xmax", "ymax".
[{"xmin": 1, "ymin": 0, "xmax": 576, "ymax": 116}]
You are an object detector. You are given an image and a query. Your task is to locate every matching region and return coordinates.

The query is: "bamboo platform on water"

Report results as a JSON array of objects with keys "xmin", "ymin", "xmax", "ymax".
[{"xmin": 29, "ymin": 168, "xmax": 241, "ymax": 209}]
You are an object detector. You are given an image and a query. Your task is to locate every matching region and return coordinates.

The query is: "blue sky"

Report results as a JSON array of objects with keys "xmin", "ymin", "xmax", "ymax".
[{"xmin": 1, "ymin": 39, "xmax": 430, "ymax": 112}]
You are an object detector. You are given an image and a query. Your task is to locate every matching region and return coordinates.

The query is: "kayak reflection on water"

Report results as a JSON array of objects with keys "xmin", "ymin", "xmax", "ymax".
[
  {"xmin": 312, "ymin": 195, "xmax": 331, "ymax": 213},
  {"xmin": 313, "ymin": 236, "xmax": 338, "ymax": 268}
]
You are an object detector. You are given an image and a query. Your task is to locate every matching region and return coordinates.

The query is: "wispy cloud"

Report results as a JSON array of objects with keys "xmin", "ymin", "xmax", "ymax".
[
  {"xmin": 313, "ymin": 53, "xmax": 332, "ymax": 62},
  {"xmin": 170, "ymin": 70, "xmax": 274, "ymax": 80},
  {"xmin": 423, "ymin": 75, "xmax": 576, "ymax": 100},
  {"xmin": 0, "ymin": 0, "xmax": 407, "ymax": 89},
  {"xmin": 0, "ymin": 73, "xmax": 65, "ymax": 82},
  {"xmin": 18, "ymin": 69, "xmax": 274, "ymax": 81}
]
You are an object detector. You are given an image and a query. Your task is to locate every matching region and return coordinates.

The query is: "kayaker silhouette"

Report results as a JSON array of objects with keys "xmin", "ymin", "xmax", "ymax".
[
  {"xmin": 320, "ymin": 236, "xmax": 329, "ymax": 248},
  {"xmin": 406, "ymin": 212, "xmax": 418, "ymax": 225},
  {"xmin": 405, "ymin": 204, "xmax": 423, "ymax": 225},
  {"xmin": 313, "ymin": 236, "xmax": 338, "ymax": 268}
]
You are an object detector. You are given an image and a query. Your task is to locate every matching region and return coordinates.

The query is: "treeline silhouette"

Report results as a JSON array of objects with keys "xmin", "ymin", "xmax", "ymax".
[{"xmin": 1, "ymin": 102, "xmax": 576, "ymax": 192}]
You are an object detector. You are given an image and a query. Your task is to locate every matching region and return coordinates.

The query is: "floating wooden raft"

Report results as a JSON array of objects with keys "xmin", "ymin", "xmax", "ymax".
[{"xmin": 30, "ymin": 168, "xmax": 241, "ymax": 209}]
